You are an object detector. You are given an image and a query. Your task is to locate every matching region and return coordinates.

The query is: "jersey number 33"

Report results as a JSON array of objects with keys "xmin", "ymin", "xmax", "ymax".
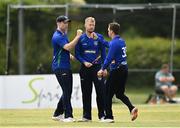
[{"xmin": 122, "ymin": 47, "xmax": 127, "ymax": 58}]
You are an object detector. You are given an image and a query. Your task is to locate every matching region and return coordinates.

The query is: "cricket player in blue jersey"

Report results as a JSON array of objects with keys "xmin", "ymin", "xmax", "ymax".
[
  {"xmin": 51, "ymin": 15, "xmax": 83, "ymax": 122},
  {"xmin": 75, "ymin": 17, "xmax": 107, "ymax": 122},
  {"xmin": 98, "ymin": 22, "xmax": 138, "ymax": 123}
]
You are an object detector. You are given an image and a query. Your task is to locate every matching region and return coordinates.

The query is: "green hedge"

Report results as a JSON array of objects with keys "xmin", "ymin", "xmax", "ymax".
[
  {"xmin": 126, "ymin": 37, "xmax": 180, "ymax": 69},
  {"xmin": 71, "ymin": 36, "xmax": 180, "ymax": 72},
  {"xmin": 70, "ymin": 36, "xmax": 180, "ymax": 87}
]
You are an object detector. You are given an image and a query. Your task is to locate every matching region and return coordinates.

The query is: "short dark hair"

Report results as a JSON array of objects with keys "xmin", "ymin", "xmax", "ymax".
[{"xmin": 108, "ymin": 22, "xmax": 120, "ymax": 35}]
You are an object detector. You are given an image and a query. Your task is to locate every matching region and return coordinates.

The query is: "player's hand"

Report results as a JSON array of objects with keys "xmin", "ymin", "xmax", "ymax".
[
  {"xmin": 111, "ymin": 60, "xmax": 115, "ymax": 64},
  {"xmin": 90, "ymin": 32, "xmax": 98, "ymax": 40},
  {"xmin": 102, "ymin": 69, "xmax": 108, "ymax": 77},
  {"xmin": 84, "ymin": 62, "xmax": 93, "ymax": 68},
  {"xmin": 97, "ymin": 69, "xmax": 103, "ymax": 78},
  {"xmin": 76, "ymin": 29, "xmax": 83, "ymax": 37}
]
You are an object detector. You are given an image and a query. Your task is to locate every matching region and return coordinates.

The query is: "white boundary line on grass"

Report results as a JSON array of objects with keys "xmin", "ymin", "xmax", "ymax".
[{"xmin": 136, "ymin": 104, "xmax": 180, "ymax": 107}]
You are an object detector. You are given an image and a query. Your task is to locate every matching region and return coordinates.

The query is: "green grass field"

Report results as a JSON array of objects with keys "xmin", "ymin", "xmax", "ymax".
[
  {"xmin": 1, "ymin": 87, "xmax": 180, "ymax": 128},
  {"xmin": 1, "ymin": 104, "xmax": 180, "ymax": 128}
]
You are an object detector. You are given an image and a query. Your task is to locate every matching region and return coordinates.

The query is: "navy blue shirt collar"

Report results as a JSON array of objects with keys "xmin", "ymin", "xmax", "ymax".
[
  {"xmin": 56, "ymin": 29, "xmax": 67, "ymax": 36},
  {"xmin": 85, "ymin": 33, "xmax": 92, "ymax": 39},
  {"xmin": 112, "ymin": 35, "xmax": 120, "ymax": 40}
]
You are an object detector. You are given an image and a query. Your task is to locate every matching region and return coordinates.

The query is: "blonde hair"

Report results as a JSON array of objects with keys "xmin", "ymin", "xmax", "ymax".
[
  {"xmin": 161, "ymin": 64, "xmax": 169, "ymax": 69},
  {"xmin": 85, "ymin": 17, "xmax": 95, "ymax": 24}
]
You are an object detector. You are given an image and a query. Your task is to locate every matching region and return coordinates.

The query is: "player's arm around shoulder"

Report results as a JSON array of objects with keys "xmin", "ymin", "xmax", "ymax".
[
  {"xmin": 74, "ymin": 34, "xmax": 87, "ymax": 64},
  {"xmin": 97, "ymin": 33, "xmax": 106, "ymax": 64},
  {"xmin": 96, "ymin": 33, "xmax": 109, "ymax": 48}
]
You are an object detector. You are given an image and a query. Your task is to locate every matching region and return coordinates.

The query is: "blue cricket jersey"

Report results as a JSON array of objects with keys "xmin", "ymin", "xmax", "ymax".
[
  {"xmin": 102, "ymin": 35, "xmax": 127, "ymax": 71},
  {"xmin": 75, "ymin": 33, "xmax": 106, "ymax": 65},
  {"xmin": 51, "ymin": 30, "xmax": 70, "ymax": 71}
]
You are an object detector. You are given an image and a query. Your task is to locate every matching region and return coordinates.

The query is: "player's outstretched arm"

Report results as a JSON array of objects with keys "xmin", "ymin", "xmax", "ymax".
[{"xmin": 63, "ymin": 29, "xmax": 83, "ymax": 51}]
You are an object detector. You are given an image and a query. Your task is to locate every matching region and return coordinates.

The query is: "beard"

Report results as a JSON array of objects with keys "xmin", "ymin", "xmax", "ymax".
[{"xmin": 87, "ymin": 29, "xmax": 94, "ymax": 33}]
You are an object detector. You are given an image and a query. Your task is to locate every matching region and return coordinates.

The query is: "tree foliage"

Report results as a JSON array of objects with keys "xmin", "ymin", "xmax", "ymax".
[
  {"xmin": 0, "ymin": 0, "xmax": 180, "ymax": 76},
  {"xmin": 85, "ymin": 0, "xmax": 179, "ymax": 4}
]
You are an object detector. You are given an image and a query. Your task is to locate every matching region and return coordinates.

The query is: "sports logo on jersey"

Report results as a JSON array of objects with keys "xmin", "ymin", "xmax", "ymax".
[
  {"xmin": 84, "ymin": 50, "xmax": 96, "ymax": 54},
  {"xmin": 80, "ymin": 38, "xmax": 86, "ymax": 42},
  {"xmin": 82, "ymin": 43, "xmax": 87, "ymax": 46}
]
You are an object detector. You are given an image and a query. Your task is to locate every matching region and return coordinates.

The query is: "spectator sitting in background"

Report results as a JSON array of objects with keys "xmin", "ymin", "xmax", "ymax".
[{"xmin": 155, "ymin": 64, "xmax": 178, "ymax": 103}]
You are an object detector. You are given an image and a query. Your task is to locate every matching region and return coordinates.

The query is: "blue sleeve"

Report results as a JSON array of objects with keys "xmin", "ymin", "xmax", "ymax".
[
  {"xmin": 98, "ymin": 35, "xmax": 109, "ymax": 48},
  {"xmin": 102, "ymin": 42, "xmax": 116, "ymax": 70},
  {"xmin": 75, "ymin": 40, "xmax": 86, "ymax": 63},
  {"xmin": 54, "ymin": 36, "xmax": 67, "ymax": 48}
]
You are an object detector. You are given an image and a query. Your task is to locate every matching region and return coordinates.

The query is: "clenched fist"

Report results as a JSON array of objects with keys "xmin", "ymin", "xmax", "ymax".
[
  {"xmin": 77, "ymin": 29, "xmax": 83, "ymax": 36},
  {"xmin": 90, "ymin": 32, "xmax": 98, "ymax": 40}
]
